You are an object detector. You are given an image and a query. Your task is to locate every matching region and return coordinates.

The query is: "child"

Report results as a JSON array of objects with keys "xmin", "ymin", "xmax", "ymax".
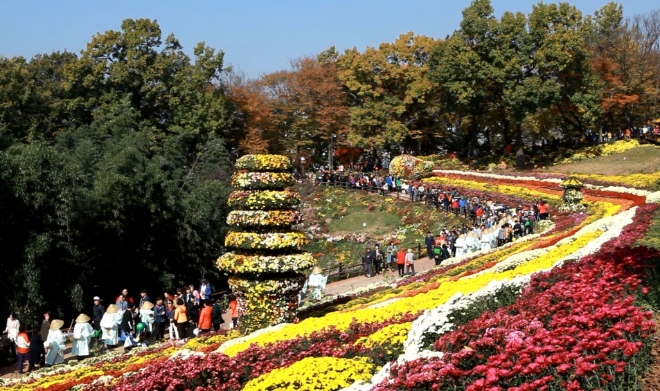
[{"xmin": 228, "ymin": 295, "xmax": 239, "ymax": 329}]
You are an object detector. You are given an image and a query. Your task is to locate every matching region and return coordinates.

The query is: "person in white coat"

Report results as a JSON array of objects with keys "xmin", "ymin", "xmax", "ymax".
[
  {"xmin": 306, "ymin": 267, "xmax": 328, "ymax": 301},
  {"xmin": 100, "ymin": 304, "xmax": 121, "ymax": 347},
  {"xmin": 44, "ymin": 319, "xmax": 66, "ymax": 366},
  {"xmin": 139, "ymin": 301, "xmax": 155, "ymax": 335},
  {"xmin": 72, "ymin": 314, "xmax": 94, "ymax": 359}
]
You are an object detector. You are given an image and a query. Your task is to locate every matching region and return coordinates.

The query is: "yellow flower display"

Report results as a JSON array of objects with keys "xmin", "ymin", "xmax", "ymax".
[
  {"xmin": 356, "ymin": 322, "xmax": 412, "ymax": 349},
  {"xmin": 242, "ymin": 357, "xmax": 375, "ymax": 391},
  {"xmin": 227, "ymin": 210, "xmax": 297, "ymax": 227},
  {"xmin": 231, "ymin": 172, "xmax": 296, "ymax": 190},
  {"xmin": 235, "ymin": 154, "xmax": 293, "ymax": 171},
  {"xmin": 219, "ymin": 154, "xmax": 313, "ymax": 333},
  {"xmin": 228, "ymin": 190, "xmax": 301, "ymax": 210},
  {"xmin": 224, "ymin": 231, "xmax": 308, "ymax": 250},
  {"xmin": 223, "ymin": 228, "xmax": 604, "ymax": 356},
  {"xmin": 217, "ymin": 252, "xmax": 316, "ymax": 275}
]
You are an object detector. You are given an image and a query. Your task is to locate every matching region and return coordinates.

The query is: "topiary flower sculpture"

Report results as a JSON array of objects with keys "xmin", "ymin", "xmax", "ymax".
[
  {"xmin": 217, "ymin": 154, "xmax": 315, "ymax": 333},
  {"xmin": 389, "ymin": 154, "xmax": 434, "ymax": 179}
]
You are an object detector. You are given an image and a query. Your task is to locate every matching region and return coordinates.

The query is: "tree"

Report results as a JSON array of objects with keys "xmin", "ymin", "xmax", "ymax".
[
  {"xmin": 261, "ymin": 56, "xmax": 350, "ymax": 164},
  {"xmin": 337, "ymin": 32, "xmax": 442, "ymax": 152}
]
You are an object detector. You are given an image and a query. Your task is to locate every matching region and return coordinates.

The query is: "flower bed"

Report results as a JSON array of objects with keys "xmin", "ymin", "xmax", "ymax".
[{"xmin": 6, "ymin": 170, "xmax": 660, "ymax": 391}]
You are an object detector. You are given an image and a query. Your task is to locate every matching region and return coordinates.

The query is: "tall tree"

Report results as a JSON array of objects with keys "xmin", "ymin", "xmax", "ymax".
[
  {"xmin": 261, "ymin": 55, "xmax": 350, "ymax": 163},
  {"xmin": 337, "ymin": 32, "xmax": 442, "ymax": 152}
]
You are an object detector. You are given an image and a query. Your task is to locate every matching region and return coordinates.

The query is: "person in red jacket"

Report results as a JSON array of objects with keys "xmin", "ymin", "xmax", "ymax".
[
  {"xmin": 15, "ymin": 324, "xmax": 30, "ymax": 374},
  {"xmin": 396, "ymin": 249, "xmax": 406, "ymax": 277},
  {"xmin": 198, "ymin": 300, "xmax": 213, "ymax": 334}
]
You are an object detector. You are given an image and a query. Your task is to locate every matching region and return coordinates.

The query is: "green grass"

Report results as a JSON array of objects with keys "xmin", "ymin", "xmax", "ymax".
[
  {"xmin": 327, "ymin": 211, "xmax": 401, "ymax": 237},
  {"xmin": 549, "ymin": 146, "xmax": 660, "ymax": 176}
]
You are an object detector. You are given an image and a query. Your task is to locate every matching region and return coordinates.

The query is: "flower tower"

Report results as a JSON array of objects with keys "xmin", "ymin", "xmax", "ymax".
[
  {"xmin": 559, "ymin": 176, "xmax": 586, "ymax": 212},
  {"xmin": 217, "ymin": 154, "xmax": 315, "ymax": 333}
]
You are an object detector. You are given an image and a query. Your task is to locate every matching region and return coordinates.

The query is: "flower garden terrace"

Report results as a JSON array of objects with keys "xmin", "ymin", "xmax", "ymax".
[{"xmin": 2, "ymin": 171, "xmax": 660, "ymax": 391}]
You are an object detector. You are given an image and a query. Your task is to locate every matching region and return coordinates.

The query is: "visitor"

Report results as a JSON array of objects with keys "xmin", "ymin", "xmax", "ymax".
[
  {"xmin": 199, "ymin": 278, "xmax": 212, "ymax": 300},
  {"xmin": 212, "ymin": 298, "xmax": 224, "ymax": 331},
  {"xmin": 91, "ymin": 296, "xmax": 105, "ymax": 332},
  {"xmin": 44, "ymin": 319, "xmax": 66, "ymax": 366},
  {"xmin": 386, "ymin": 241, "xmax": 398, "ymax": 271},
  {"xmin": 396, "ymin": 248, "xmax": 406, "ymax": 277},
  {"xmin": 138, "ymin": 289, "xmax": 151, "ymax": 310},
  {"xmin": 117, "ymin": 288, "xmax": 134, "ymax": 306},
  {"xmin": 100, "ymin": 304, "xmax": 121, "ymax": 347},
  {"xmin": 28, "ymin": 329, "xmax": 44, "ymax": 372},
  {"xmin": 425, "ymin": 232, "xmax": 434, "ymax": 259},
  {"xmin": 140, "ymin": 301, "xmax": 155, "ymax": 337},
  {"xmin": 306, "ymin": 266, "xmax": 328, "ymax": 301},
  {"xmin": 374, "ymin": 244, "xmax": 383, "ymax": 274},
  {"xmin": 3, "ymin": 312, "xmax": 20, "ymax": 359},
  {"xmin": 120, "ymin": 303, "xmax": 136, "ymax": 343},
  {"xmin": 71, "ymin": 313, "xmax": 94, "ymax": 360},
  {"xmin": 15, "ymin": 324, "xmax": 30, "ymax": 374},
  {"xmin": 187, "ymin": 291, "xmax": 201, "ymax": 333},
  {"xmin": 115, "ymin": 294, "xmax": 128, "ymax": 312},
  {"xmin": 174, "ymin": 298, "xmax": 188, "ymax": 340},
  {"xmin": 40, "ymin": 311, "xmax": 52, "ymax": 342},
  {"xmin": 153, "ymin": 298, "xmax": 167, "ymax": 342},
  {"xmin": 198, "ymin": 300, "xmax": 213, "ymax": 335},
  {"xmin": 166, "ymin": 299, "xmax": 179, "ymax": 340},
  {"xmin": 405, "ymin": 248, "xmax": 415, "ymax": 275},
  {"xmin": 363, "ymin": 248, "xmax": 375, "ymax": 278},
  {"xmin": 229, "ymin": 295, "xmax": 239, "ymax": 329}
]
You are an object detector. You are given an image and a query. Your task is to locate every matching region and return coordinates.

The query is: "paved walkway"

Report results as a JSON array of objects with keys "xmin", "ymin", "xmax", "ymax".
[{"xmin": 323, "ymin": 254, "xmax": 437, "ymax": 296}]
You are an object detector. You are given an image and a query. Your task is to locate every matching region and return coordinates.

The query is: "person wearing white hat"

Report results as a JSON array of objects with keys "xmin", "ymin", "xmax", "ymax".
[
  {"xmin": 44, "ymin": 319, "xmax": 66, "ymax": 366},
  {"xmin": 99, "ymin": 304, "xmax": 121, "ymax": 347},
  {"xmin": 91, "ymin": 296, "xmax": 105, "ymax": 332},
  {"xmin": 72, "ymin": 314, "xmax": 94, "ymax": 359}
]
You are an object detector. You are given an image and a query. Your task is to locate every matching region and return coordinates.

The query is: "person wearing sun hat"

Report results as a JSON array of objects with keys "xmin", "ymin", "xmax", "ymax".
[
  {"xmin": 306, "ymin": 266, "xmax": 327, "ymax": 301},
  {"xmin": 99, "ymin": 304, "xmax": 121, "ymax": 347},
  {"xmin": 44, "ymin": 319, "xmax": 66, "ymax": 366},
  {"xmin": 139, "ymin": 301, "xmax": 155, "ymax": 336},
  {"xmin": 72, "ymin": 313, "xmax": 94, "ymax": 359}
]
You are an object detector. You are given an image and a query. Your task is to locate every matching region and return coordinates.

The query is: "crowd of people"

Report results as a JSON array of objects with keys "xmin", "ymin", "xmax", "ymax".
[
  {"xmin": 1, "ymin": 280, "xmax": 240, "ymax": 374},
  {"xmin": 358, "ymin": 198, "xmax": 547, "ymax": 279}
]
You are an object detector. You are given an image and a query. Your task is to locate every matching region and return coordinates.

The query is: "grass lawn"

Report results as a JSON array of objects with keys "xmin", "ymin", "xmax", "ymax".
[
  {"xmin": 327, "ymin": 211, "xmax": 401, "ymax": 237},
  {"xmin": 549, "ymin": 146, "xmax": 660, "ymax": 176}
]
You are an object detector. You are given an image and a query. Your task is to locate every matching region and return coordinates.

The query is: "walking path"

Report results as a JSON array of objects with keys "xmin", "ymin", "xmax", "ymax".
[{"xmin": 323, "ymin": 255, "xmax": 436, "ymax": 296}]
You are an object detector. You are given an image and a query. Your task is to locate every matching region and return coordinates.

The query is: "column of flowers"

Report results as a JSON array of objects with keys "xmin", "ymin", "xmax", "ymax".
[{"xmin": 217, "ymin": 154, "xmax": 315, "ymax": 333}]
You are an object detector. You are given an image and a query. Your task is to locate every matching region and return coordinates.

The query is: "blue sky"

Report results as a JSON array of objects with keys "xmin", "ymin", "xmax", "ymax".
[{"xmin": 0, "ymin": 1, "xmax": 656, "ymax": 78}]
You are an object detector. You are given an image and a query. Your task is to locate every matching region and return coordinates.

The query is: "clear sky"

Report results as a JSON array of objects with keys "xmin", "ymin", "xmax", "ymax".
[{"xmin": 0, "ymin": 1, "xmax": 656, "ymax": 78}]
